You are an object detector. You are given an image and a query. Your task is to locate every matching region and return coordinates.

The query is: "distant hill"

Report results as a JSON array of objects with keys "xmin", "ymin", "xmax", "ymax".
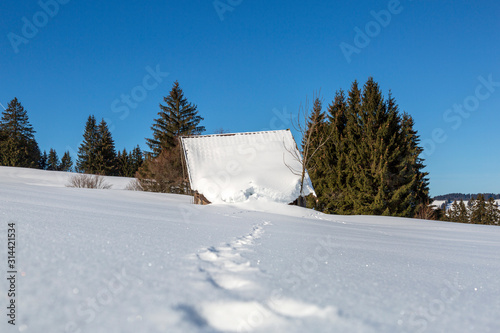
[{"xmin": 433, "ymin": 193, "xmax": 500, "ymax": 201}]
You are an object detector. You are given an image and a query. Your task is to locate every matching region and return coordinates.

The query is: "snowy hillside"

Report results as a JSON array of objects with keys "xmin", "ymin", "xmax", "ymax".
[{"xmin": 1, "ymin": 166, "xmax": 499, "ymax": 333}]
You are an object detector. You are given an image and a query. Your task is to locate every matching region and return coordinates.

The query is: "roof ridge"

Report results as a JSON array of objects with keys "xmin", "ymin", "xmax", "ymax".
[{"xmin": 180, "ymin": 129, "xmax": 290, "ymax": 139}]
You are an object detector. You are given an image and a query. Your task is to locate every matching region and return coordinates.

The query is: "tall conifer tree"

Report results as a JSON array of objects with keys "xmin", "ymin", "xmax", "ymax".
[
  {"xmin": 76, "ymin": 115, "xmax": 99, "ymax": 173},
  {"xmin": 117, "ymin": 149, "xmax": 130, "ymax": 177},
  {"xmin": 131, "ymin": 145, "xmax": 143, "ymax": 175},
  {"xmin": 0, "ymin": 98, "xmax": 41, "ymax": 168},
  {"xmin": 139, "ymin": 81, "xmax": 204, "ymax": 193},
  {"xmin": 76, "ymin": 116, "xmax": 117, "ymax": 175},
  {"xmin": 47, "ymin": 148, "xmax": 60, "ymax": 171},
  {"xmin": 446, "ymin": 201, "xmax": 460, "ymax": 222},
  {"xmin": 485, "ymin": 197, "xmax": 500, "ymax": 225},
  {"xmin": 342, "ymin": 81, "xmax": 363, "ymax": 214},
  {"xmin": 39, "ymin": 150, "xmax": 48, "ymax": 170},
  {"xmin": 457, "ymin": 200, "xmax": 469, "ymax": 223},
  {"xmin": 60, "ymin": 151, "xmax": 73, "ymax": 172},
  {"xmin": 302, "ymin": 97, "xmax": 329, "ymax": 207},
  {"xmin": 95, "ymin": 119, "xmax": 117, "ymax": 176},
  {"xmin": 324, "ymin": 89, "xmax": 349, "ymax": 214},
  {"xmin": 146, "ymin": 81, "xmax": 205, "ymax": 157},
  {"xmin": 470, "ymin": 194, "xmax": 487, "ymax": 224}
]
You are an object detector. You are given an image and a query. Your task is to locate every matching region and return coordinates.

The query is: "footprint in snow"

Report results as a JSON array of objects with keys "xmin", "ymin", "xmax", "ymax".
[
  {"xmin": 196, "ymin": 222, "xmax": 267, "ymax": 292},
  {"xmin": 184, "ymin": 220, "xmax": 348, "ymax": 332}
]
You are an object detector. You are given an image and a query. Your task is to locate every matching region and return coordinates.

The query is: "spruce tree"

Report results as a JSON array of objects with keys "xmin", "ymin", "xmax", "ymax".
[
  {"xmin": 119, "ymin": 148, "xmax": 134, "ymax": 177},
  {"xmin": 467, "ymin": 197, "xmax": 475, "ymax": 210},
  {"xmin": 316, "ymin": 90, "xmax": 349, "ymax": 213},
  {"xmin": 470, "ymin": 194, "xmax": 487, "ymax": 224},
  {"xmin": 345, "ymin": 78, "xmax": 402, "ymax": 215},
  {"xmin": 146, "ymin": 81, "xmax": 205, "ymax": 157},
  {"xmin": 116, "ymin": 146, "xmax": 143, "ymax": 177},
  {"xmin": 76, "ymin": 115, "xmax": 99, "ymax": 173},
  {"xmin": 485, "ymin": 197, "xmax": 500, "ymax": 225},
  {"xmin": 0, "ymin": 98, "xmax": 41, "ymax": 168},
  {"xmin": 457, "ymin": 199, "xmax": 469, "ymax": 223},
  {"xmin": 47, "ymin": 148, "xmax": 60, "ymax": 171},
  {"xmin": 140, "ymin": 81, "xmax": 204, "ymax": 193},
  {"xmin": 95, "ymin": 119, "xmax": 117, "ymax": 176},
  {"xmin": 342, "ymin": 81, "xmax": 363, "ymax": 214},
  {"xmin": 40, "ymin": 150, "xmax": 48, "ymax": 170},
  {"xmin": 399, "ymin": 112, "xmax": 430, "ymax": 216},
  {"xmin": 117, "ymin": 149, "xmax": 128, "ymax": 176},
  {"xmin": 131, "ymin": 145, "xmax": 143, "ymax": 175},
  {"xmin": 76, "ymin": 117, "xmax": 116, "ymax": 175},
  {"xmin": 60, "ymin": 151, "xmax": 73, "ymax": 171},
  {"xmin": 301, "ymin": 97, "xmax": 329, "ymax": 208},
  {"xmin": 446, "ymin": 201, "xmax": 460, "ymax": 222}
]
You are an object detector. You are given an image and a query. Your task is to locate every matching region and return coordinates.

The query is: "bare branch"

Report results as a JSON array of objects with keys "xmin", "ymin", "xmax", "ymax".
[{"xmin": 282, "ymin": 90, "xmax": 333, "ymax": 203}]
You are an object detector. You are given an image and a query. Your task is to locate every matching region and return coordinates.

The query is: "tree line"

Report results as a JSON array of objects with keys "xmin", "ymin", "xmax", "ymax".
[
  {"xmin": 433, "ymin": 193, "xmax": 500, "ymax": 201},
  {"xmin": 76, "ymin": 115, "xmax": 143, "ymax": 177},
  {"xmin": 440, "ymin": 194, "xmax": 500, "ymax": 225},
  {"xmin": 0, "ymin": 97, "xmax": 142, "ymax": 176},
  {"xmin": 2, "ymin": 78, "xmax": 497, "ymax": 226}
]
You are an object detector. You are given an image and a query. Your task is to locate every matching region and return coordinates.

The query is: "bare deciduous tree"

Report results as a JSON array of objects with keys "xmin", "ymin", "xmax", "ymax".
[{"xmin": 284, "ymin": 93, "xmax": 332, "ymax": 207}]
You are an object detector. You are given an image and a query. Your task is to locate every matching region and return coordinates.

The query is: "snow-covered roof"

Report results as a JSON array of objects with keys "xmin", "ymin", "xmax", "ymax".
[{"xmin": 180, "ymin": 130, "xmax": 315, "ymax": 204}]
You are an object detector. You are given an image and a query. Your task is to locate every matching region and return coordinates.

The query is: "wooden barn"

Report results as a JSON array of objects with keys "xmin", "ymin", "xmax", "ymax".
[{"xmin": 180, "ymin": 129, "xmax": 315, "ymax": 205}]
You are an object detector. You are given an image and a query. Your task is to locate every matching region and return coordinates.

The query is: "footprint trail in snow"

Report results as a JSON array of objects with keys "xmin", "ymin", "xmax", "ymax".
[
  {"xmin": 197, "ymin": 222, "xmax": 266, "ymax": 293},
  {"xmin": 180, "ymin": 221, "xmax": 349, "ymax": 332}
]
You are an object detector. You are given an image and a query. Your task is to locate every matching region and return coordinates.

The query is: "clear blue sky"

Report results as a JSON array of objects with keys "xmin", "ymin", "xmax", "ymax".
[{"xmin": 1, "ymin": 0, "xmax": 499, "ymax": 196}]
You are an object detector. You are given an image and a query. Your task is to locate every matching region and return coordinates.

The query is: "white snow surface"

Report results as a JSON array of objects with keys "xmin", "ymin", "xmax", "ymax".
[
  {"xmin": 181, "ymin": 130, "xmax": 315, "ymax": 204},
  {"xmin": 1, "ymin": 166, "xmax": 499, "ymax": 333}
]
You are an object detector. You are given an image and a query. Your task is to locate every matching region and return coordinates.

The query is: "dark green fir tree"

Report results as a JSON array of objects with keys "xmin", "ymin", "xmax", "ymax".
[
  {"xmin": 139, "ymin": 81, "xmax": 204, "ymax": 193},
  {"xmin": 446, "ymin": 201, "xmax": 460, "ymax": 222},
  {"xmin": 470, "ymin": 194, "xmax": 487, "ymax": 224},
  {"xmin": 39, "ymin": 150, "xmax": 48, "ymax": 170},
  {"xmin": 60, "ymin": 151, "xmax": 73, "ymax": 172},
  {"xmin": 130, "ymin": 145, "xmax": 143, "ymax": 175},
  {"xmin": 323, "ymin": 89, "xmax": 350, "ymax": 214},
  {"xmin": 47, "ymin": 148, "xmax": 60, "ymax": 171},
  {"xmin": 76, "ymin": 115, "xmax": 99, "ymax": 174},
  {"xmin": 0, "ymin": 98, "xmax": 41, "ymax": 168},
  {"xmin": 304, "ymin": 97, "xmax": 329, "ymax": 209},
  {"xmin": 95, "ymin": 119, "xmax": 117, "ymax": 176},
  {"xmin": 457, "ymin": 199, "xmax": 469, "ymax": 223},
  {"xmin": 485, "ymin": 197, "xmax": 500, "ymax": 225},
  {"xmin": 117, "ymin": 149, "xmax": 130, "ymax": 177},
  {"xmin": 145, "ymin": 80, "xmax": 205, "ymax": 157},
  {"xmin": 117, "ymin": 146, "xmax": 143, "ymax": 177}
]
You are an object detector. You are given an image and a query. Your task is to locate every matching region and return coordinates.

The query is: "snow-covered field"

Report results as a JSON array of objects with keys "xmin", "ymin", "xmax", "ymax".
[{"xmin": 1, "ymin": 166, "xmax": 499, "ymax": 333}]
